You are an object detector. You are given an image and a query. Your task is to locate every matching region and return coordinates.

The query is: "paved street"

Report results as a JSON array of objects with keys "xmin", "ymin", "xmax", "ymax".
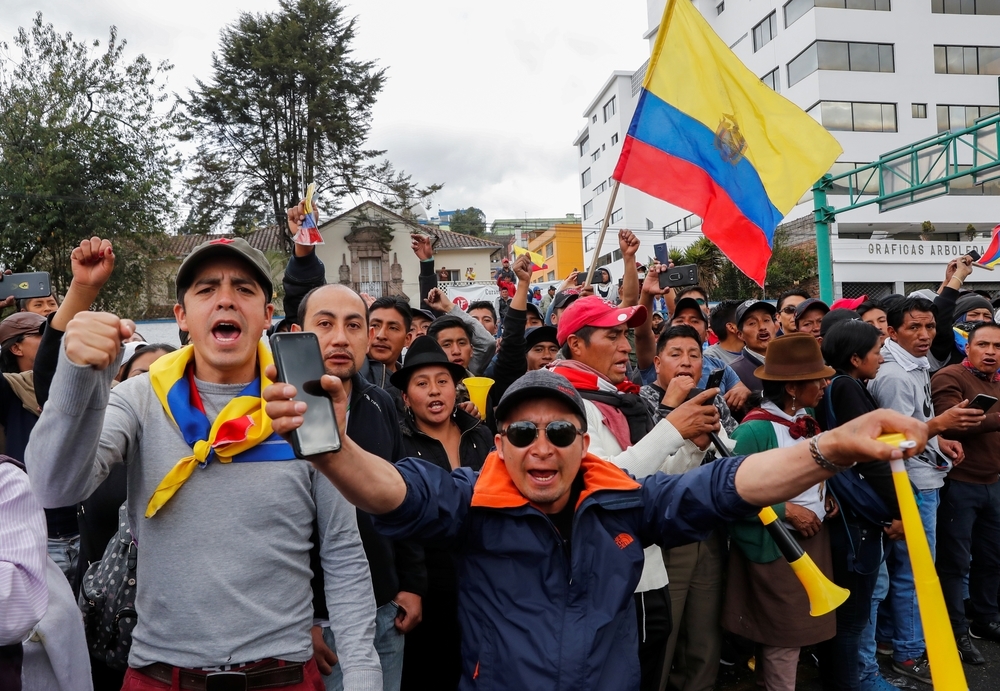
[{"xmin": 716, "ymin": 636, "xmax": 1000, "ymax": 690}]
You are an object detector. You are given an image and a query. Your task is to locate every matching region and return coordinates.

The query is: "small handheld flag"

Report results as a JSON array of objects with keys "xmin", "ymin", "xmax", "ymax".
[
  {"xmin": 512, "ymin": 245, "xmax": 548, "ymax": 272},
  {"xmin": 293, "ymin": 182, "xmax": 324, "ymax": 246},
  {"xmin": 612, "ymin": 0, "xmax": 842, "ymax": 286},
  {"xmin": 973, "ymin": 224, "xmax": 1000, "ymax": 270}
]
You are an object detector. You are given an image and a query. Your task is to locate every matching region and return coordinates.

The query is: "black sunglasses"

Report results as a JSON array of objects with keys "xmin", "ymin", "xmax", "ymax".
[{"xmin": 500, "ymin": 420, "xmax": 584, "ymax": 448}]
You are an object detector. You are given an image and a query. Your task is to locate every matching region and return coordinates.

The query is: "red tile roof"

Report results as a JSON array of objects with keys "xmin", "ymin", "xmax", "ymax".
[{"xmin": 431, "ymin": 227, "xmax": 502, "ymax": 251}]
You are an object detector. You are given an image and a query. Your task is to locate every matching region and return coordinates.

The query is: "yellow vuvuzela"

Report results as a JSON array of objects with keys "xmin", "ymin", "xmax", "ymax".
[{"xmin": 463, "ymin": 377, "xmax": 494, "ymax": 420}]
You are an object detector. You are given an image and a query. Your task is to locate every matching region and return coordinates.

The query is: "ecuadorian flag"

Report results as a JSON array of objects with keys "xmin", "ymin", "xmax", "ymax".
[
  {"xmin": 975, "ymin": 224, "xmax": 1000, "ymax": 269},
  {"xmin": 613, "ymin": 0, "xmax": 843, "ymax": 286}
]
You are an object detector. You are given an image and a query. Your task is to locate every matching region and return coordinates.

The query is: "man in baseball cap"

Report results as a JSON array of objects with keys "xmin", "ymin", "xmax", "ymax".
[
  {"xmin": 29, "ymin": 234, "xmax": 381, "ymax": 686},
  {"xmin": 263, "ymin": 359, "xmax": 930, "ymax": 691},
  {"xmin": 730, "ymin": 299, "xmax": 778, "ymax": 392},
  {"xmin": 794, "ymin": 297, "xmax": 830, "ymax": 340},
  {"xmin": 551, "ymin": 294, "xmax": 721, "ymax": 689}
]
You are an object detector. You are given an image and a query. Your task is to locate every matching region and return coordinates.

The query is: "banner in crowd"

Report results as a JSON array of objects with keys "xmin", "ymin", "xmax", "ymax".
[{"xmin": 445, "ymin": 282, "xmax": 500, "ymax": 311}]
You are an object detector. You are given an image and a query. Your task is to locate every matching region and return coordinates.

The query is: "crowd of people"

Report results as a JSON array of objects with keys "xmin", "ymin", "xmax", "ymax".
[{"xmin": 0, "ymin": 207, "xmax": 993, "ymax": 691}]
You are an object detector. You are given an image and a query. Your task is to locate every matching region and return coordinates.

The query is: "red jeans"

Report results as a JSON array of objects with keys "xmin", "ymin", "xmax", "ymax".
[{"xmin": 121, "ymin": 659, "xmax": 323, "ymax": 691}]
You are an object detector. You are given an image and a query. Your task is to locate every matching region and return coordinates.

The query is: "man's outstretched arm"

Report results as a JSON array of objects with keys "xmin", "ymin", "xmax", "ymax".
[
  {"xmin": 264, "ymin": 368, "xmax": 407, "ymax": 514},
  {"xmin": 733, "ymin": 408, "xmax": 928, "ymax": 506}
]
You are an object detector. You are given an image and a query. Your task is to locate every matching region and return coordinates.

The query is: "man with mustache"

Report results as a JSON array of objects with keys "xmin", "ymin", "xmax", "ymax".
[{"xmin": 293, "ymin": 284, "xmax": 425, "ymax": 691}]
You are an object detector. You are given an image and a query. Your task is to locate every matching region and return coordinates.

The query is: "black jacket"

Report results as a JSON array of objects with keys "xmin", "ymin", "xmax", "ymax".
[
  {"xmin": 282, "ymin": 249, "xmax": 327, "ymax": 320},
  {"xmin": 816, "ymin": 373, "xmax": 900, "ymax": 519},
  {"xmin": 312, "ymin": 373, "xmax": 426, "ymax": 616},
  {"xmin": 398, "ymin": 407, "xmax": 492, "ymax": 591},
  {"xmin": 490, "ymin": 306, "xmax": 528, "ymax": 406}
]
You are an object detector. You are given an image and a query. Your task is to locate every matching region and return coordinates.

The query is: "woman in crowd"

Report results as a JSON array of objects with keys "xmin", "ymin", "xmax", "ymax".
[
  {"xmin": 390, "ymin": 336, "xmax": 493, "ymax": 691},
  {"xmin": 817, "ymin": 319, "xmax": 901, "ymax": 691},
  {"xmin": 723, "ymin": 333, "xmax": 837, "ymax": 691},
  {"xmin": 116, "ymin": 343, "xmax": 176, "ymax": 382}
]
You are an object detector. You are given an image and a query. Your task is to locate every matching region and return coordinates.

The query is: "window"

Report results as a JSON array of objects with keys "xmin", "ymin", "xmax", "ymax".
[
  {"xmin": 761, "ymin": 67, "xmax": 780, "ymax": 92},
  {"xmin": 594, "ymin": 180, "xmax": 608, "ymax": 195},
  {"xmin": 610, "ymin": 208, "xmax": 624, "ymax": 224},
  {"xmin": 592, "ymin": 114, "xmax": 598, "ymax": 124},
  {"xmin": 788, "ymin": 41, "xmax": 894, "ymax": 86},
  {"xmin": 583, "ymin": 200, "xmax": 594, "ymax": 220},
  {"xmin": 579, "ymin": 135, "xmax": 590, "ymax": 156},
  {"xmin": 752, "ymin": 12, "xmax": 778, "ymax": 52},
  {"xmin": 912, "ymin": 103, "xmax": 927, "ymax": 118},
  {"xmin": 544, "ymin": 242, "xmax": 554, "ymax": 258},
  {"xmin": 717, "ymin": 2, "xmax": 725, "ymax": 14},
  {"xmin": 603, "ymin": 96, "xmax": 617, "ymax": 122},
  {"xmin": 581, "ymin": 168, "xmax": 592, "ymax": 188},
  {"xmin": 936, "ymin": 104, "xmax": 1000, "ymax": 132},
  {"xmin": 809, "ymin": 101, "xmax": 898, "ymax": 132},
  {"xmin": 611, "ymin": 133, "xmax": 619, "ymax": 145},
  {"xmin": 784, "ymin": 0, "xmax": 890, "ymax": 28},
  {"xmin": 591, "ymin": 149, "xmax": 601, "ymax": 162},
  {"xmin": 547, "ymin": 271, "xmax": 555, "ymax": 281},
  {"xmin": 934, "ymin": 45, "xmax": 1000, "ymax": 75},
  {"xmin": 933, "ymin": 0, "xmax": 1000, "ymax": 14}
]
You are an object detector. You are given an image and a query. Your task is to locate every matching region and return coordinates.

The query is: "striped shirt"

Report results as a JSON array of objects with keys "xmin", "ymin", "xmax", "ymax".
[{"xmin": 0, "ymin": 462, "xmax": 47, "ymax": 644}]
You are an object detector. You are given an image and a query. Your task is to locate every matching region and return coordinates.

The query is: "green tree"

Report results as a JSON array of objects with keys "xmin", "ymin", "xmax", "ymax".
[
  {"xmin": 449, "ymin": 207, "xmax": 486, "ymax": 237},
  {"xmin": 762, "ymin": 228, "xmax": 817, "ymax": 297},
  {"xmin": 183, "ymin": 0, "xmax": 439, "ymax": 240},
  {"xmin": 0, "ymin": 14, "xmax": 177, "ymax": 316}
]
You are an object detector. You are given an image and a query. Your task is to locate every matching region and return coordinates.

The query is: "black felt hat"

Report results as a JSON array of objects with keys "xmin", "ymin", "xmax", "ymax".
[{"xmin": 389, "ymin": 336, "xmax": 468, "ymax": 390}]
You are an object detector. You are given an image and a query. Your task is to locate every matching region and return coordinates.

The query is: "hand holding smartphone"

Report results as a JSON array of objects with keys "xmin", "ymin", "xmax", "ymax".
[{"xmin": 270, "ymin": 332, "xmax": 342, "ymax": 457}]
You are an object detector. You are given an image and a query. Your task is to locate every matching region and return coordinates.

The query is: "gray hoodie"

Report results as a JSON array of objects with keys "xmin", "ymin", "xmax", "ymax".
[
  {"xmin": 868, "ymin": 340, "xmax": 949, "ymax": 490},
  {"xmin": 25, "ymin": 348, "xmax": 381, "ymax": 689}
]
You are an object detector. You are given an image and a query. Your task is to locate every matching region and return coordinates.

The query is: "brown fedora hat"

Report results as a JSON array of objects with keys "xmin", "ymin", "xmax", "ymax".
[{"xmin": 754, "ymin": 333, "xmax": 836, "ymax": 381}]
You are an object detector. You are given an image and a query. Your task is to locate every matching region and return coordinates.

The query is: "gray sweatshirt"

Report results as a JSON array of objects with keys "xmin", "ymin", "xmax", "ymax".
[
  {"xmin": 868, "ymin": 343, "xmax": 948, "ymax": 490},
  {"xmin": 26, "ymin": 348, "xmax": 381, "ymax": 689}
]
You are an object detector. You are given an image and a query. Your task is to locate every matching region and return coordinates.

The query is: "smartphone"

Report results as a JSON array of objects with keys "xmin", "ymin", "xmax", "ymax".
[
  {"xmin": 0, "ymin": 271, "xmax": 51, "ymax": 301},
  {"xmin": 968, "ymin": 393, "xmax": 998, "ymax": 412},
  {"xmin": 653, "ymin": 243, "xmax": 669, "ymax": 266},
  {"xmin": 575, "ymin": 273, "xmax": 586, "ymax": 286},
  {"xmin": 706, "ymin": 369, "xmax": 725, "ymax": 391},
  {"xmin": 659, "ymin": 264, "xmax": 699, "ymax": 290},
  {"xmin": 967, "ymin": 248, "xmax": 982, "ymax": 262},
  {"xmin": 269, "ymin": 332, "xmax": 341, "ymax": 457}
]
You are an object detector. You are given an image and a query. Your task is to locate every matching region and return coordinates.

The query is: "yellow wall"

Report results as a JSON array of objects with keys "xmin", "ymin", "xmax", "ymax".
[{"xmin": 527, "ymin": 223, "xmax": 584, "ymax": 282}]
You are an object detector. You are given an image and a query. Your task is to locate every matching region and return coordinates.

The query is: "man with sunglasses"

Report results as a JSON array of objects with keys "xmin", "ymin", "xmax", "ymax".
[
  {"xmin": 264, "ymin": 366, "xmax": 929, "ymax": 691},
  {"xmin": 550, "ymin": 295, "xmax": 722, "ymax": 691}
]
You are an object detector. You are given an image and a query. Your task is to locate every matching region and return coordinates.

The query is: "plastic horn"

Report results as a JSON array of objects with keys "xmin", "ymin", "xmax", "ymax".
[
  {"xmin": 706, "ymin": 432, "xmax": 850, "ymax": 617},
  {"xmin": 888, "ymin": 456, "xmax": 967, "ymax": 690},
  {"xmin": 758, "ymin": 506, "xmax": 849, "ymax": 616},
  {"xmin": 462, "ymin": 377, "xmax": 495, "ymax": 420}
]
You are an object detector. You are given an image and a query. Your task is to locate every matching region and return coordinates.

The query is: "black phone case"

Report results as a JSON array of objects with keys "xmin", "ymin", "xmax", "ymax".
[
  {"xmin": 659, "ymin": 264, "xmax": 699, "ymax": 290},
  {"xmin": 0, "ymin": 272, "xmax": 51, "ymax": 301},
  {"xmin": 270, "ymin": 332, "xmax": 341, "ymax": 457}
]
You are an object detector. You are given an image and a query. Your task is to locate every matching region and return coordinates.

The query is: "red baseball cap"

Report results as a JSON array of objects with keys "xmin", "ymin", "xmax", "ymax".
[
  {"xmin": 556, "ymin": 295, "xmax": 648, "ymax": 345},
  {"xmin": 830, "ymin": 295, "xmax": 867, "ymax": 311}
]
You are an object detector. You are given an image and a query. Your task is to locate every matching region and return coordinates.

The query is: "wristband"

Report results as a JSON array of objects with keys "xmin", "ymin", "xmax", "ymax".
[{"xmin": 809, "ymin": 433, "xmax": 853, "ymax": 473}]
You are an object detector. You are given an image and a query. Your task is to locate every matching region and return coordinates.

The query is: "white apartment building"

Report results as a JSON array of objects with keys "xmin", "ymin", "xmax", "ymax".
[{"xmin": 578, "ymin": 0, "xmax": 1000, "ymax": 298}]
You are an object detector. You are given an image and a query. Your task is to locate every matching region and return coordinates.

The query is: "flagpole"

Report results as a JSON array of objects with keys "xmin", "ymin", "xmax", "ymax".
[{"xmin": 583, "ymin": 180, "xmax": 621, "ymax": 290}]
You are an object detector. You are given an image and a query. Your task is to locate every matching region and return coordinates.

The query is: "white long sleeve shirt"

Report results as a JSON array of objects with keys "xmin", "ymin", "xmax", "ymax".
[{"xmin": 0, "ymin": 461, "xmax": 48, "ymax": 644}]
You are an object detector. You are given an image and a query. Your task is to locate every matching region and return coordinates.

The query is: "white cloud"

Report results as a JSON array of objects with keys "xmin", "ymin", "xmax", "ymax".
[{"xmin": 0, "ymin": 0, "xmax": 650, "ymax": 221}]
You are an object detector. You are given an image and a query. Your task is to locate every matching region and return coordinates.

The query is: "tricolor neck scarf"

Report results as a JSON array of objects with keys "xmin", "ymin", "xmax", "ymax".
[
  {"xmin": 145, "ymin": 341, "xmax": 295, "ymax": 517},
  {"xmin": 962, "ymin": 357, "xmax": 1000, "ymax": 383}
]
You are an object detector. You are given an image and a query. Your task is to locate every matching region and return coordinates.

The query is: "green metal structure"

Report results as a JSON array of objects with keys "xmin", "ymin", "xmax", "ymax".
[{"xmin": 812, "ymin": 112, "xmax": 1000, "ymax": 303}]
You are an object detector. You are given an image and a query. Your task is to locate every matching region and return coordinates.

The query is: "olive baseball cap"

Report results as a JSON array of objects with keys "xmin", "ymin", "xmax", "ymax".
[{"xmin": 175, "ymin": 237, "xmax": 273, "ymax": 299}]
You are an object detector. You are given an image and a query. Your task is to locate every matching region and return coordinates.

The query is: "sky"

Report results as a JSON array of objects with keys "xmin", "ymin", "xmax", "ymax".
[{"xmin": 0, "ymin": 0, "xmax": 652, "ymax": 223}]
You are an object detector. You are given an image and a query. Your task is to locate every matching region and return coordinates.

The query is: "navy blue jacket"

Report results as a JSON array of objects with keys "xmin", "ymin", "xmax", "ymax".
[{"xmin": 374, "ymin": 451, "xmax": 756, "ymax": 691}]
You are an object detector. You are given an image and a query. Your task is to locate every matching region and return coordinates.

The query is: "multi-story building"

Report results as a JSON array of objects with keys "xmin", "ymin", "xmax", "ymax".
[
  {"xmin": 524, "ymin": 219, "xmax": 585, "ymax": 283},
  {"xmin": 579, "ymin": 0, "xmax": 1000, "ymax": 298}
]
